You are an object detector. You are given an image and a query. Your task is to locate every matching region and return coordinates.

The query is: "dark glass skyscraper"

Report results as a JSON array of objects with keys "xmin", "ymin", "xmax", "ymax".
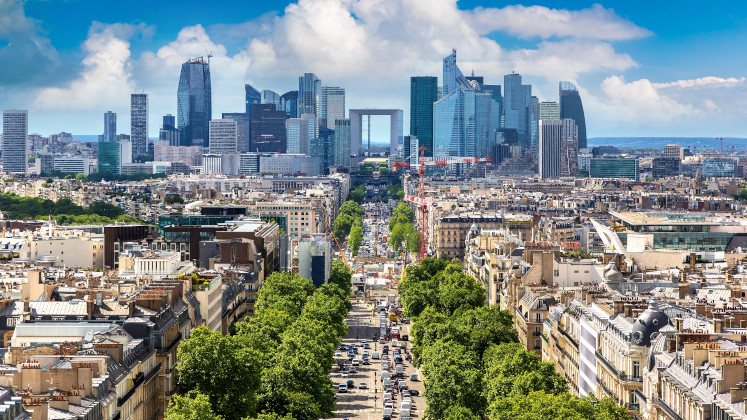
[
  {"xmin": 559, "ymin": 81, "xmax": 587, "ymax": 150},
  {"xmin": 410, "ymin": 76, "xmax": 437, "ymax": 156},
  {"xmin": 177, "ymin": 57, "xmax": 212, "ymax": 147},
  {"xmin": 130, "ymin": 93, "xmax": 148, "ymax": 156},
  {"xmin": 310, "ymin": 126, "xmax": 335, "ymax": 175},
  {"xmin": 502, "ymin": 73, "xmax": 532, "ymax": 150},
  {"xmin": 245, "ymin": 84, "xmax": 261, "ymax": 114},
  {"xmin": 250, "ymin": 104, "xmax": 286, "ymax": 153},
  {"xmin": 281, "ymin": 90, "xmax": 298, "ymax": 119}
]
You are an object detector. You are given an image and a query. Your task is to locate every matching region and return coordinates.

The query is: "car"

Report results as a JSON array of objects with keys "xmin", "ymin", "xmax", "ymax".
[
  {"xmin": 341, "ymin": 371, "xmax": 349, "ymax": 378},
  {"xmin": 349, "ymin": 366, "xmax": 358, "ymax": 373},
  {"xmin": 352, "ymin": 359, "xmax": 360, "ymax": 367},
  {"xmin": 346, "ymin": 379, "xmax": 355, "ymax": 388},
  {"xmin": 338, "ymin": 383, "xmax": 348, "ymax": 393},
  {"xmin": 410, "ymin": 373, "xmax": 419, "ymax": 381},
  {"xmin": 408, "ymin": 389, "xmax": 420, "ymax": 396},
  {"xmin": 359, "ymin": 382, "xmax": 368, "ymax": 389},
  {"xmin": 383, "ymin": 408, "xmax": 392, "ymax": 418},
  {"xmin": 363, "ymin": 343, "xmax": 371, "ymax": 349},
  {"xmin": 334, "ymin": 351, "xmax": 342, "ymax": 357},
  {"xmin": 383, "ymin": 392, "xmax": 392, "ymax": 401},
  {"xmin": 362, "ymin": 359, "xmax": 370, "ymax": 365}
]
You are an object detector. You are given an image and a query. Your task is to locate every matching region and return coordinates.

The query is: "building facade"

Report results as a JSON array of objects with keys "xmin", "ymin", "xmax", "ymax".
[
  {"xmin": 2, "ymin": 110, "xmax": 28, "ymax": 174},
  {"xmin": 559, "ymin": 81, "xmax": 587, "ymax": 150},
  {"xmin": 131, "ymin": 93, "xmax": 148, "ymax": 157},
  {"xmin": 208, "ymin": 119, "xmax": 238, "ymax": 154},
  {"xmin": 178, "ymin": 57, "xmax": 212, "ymax": 147}
]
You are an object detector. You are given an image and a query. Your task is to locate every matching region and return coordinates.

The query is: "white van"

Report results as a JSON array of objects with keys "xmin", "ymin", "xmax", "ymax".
[
  {"xmin": 372, "ymin": 351, "xmax": 380, "ymax": 359},
  {"xmin": 410, "ymin": 373, "xmax": 419, "ymax": 381},
  {"xmin": 401, "ymin": 402, "xmax": 411, "ymax": 416},
  {"xmin": 381, "ymin": 370, "xmax": 390, "ymax": 380},
  {"xmin": 395, "ymin": 364, "xmax": 404, "ymax": 375}
]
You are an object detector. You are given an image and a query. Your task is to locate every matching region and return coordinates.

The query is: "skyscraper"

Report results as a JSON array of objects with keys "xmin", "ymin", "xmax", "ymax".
[
  {"xmin": 104, "ymin": 111, "xmax": 116, "ymax": 142},
  {"xmin": 2, "ymin": 110, "xmax": 28, "ymax": 174},
  {"xmin": 310, "ymin": 126, "xmax": 335, "ymax": 175},
  {"xmin": 502, "ymin": 73, "xmax": 532, "ymax": 150},
  {"xmin": 539, "ymin": 101, "xmax": 559, "ymax": 120},
  {"xmin": 130, "ymin": 94, "xmax": 148, "ymax": 156},
  {"xmin": 261, "ymin": 90, "xmax": 281, "ymax": 108},
  {"xmin": 539, "ymin": 118, "xmax": 578, "ymax": 179},
  {"xmin": 433, "ymin": 50, "xmax": 499, "ymax": 159},
  {"xmin": 538, "ymin": 120, "xmax": 562, "ymax": 179},
  {"xmin": 222, "ymin": 113, "xmax": 250, "ymax": 152},
  {"xmin": 410, "ymin": 76, "xmax": 437, "ymax": 156},
  {"xmin": 250, "ymin": 104, "xmax": 287, "ymax": 153},
  {"xmin": 245, "ymin": 84, "xmax": 261, "ymax": 113},
  {"xmin": 334, "ymin": 119, "xmax": 351, "ymax": 169},
  {"xmin": 286, "ymin": 113, "xmax": 316, "ymax": 154},
  {"xmin": 178, "ymin": 57, "xmax": 212, "ymax": 147},
  {"xmin": 160, "ymin": 114, "xmax": 180, "ymax": 146},
  {"xmin": 320, "ymin": 86, "xmax": 345, "ymax": 129},
  {"xmin": 208, "ymin": 119, "xmax": 238, "ymax": 154},
  {"xmin": 530, "ymin": 96, "xmax": 539, "ymax": 147},
  {"xmin": 281, "ymin": 91, "xmax": 299, "ymax": 119},
  {"xmin": 298, "ymin": 73, "xmax": 321, "ymax": 117},
  {"xmin": 559, "ymin": 81, "xmax": 587, "ymax": 150}
]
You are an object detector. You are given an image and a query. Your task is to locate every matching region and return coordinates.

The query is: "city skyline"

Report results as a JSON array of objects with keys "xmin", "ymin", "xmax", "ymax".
[{"xmin": 2, "ymin": 0, "xmax": 747, "ymax": 139}]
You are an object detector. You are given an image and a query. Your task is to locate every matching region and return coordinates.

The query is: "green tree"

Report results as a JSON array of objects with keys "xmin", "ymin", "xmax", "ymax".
[
  {"xmin": 166, "ymin": 392, "xmax": 223, "ymax": 420},
  {"xmin": 443, "ymin": 405, "xmax": 482, "ymax": 420},
  {"xmin": 348, "ymin": 185, "xmax": 366, "ymax": 203},
  {"xmin": 177, "ymin": 327, "xmax": 262, "ymax": 420},
  {"xmin": 255, "ymin": 272, "xmax": 316, "ymax": 318},
  {"xmin": 74, "ymin": 173, "xmax": 88, "ymax": 182},
  {"xmin": 487, "ymin": 391, "xmax": 628, "ymax": 420},
  {"xmin": 389, "ymin": 202, "xmax": 415, "ymax": 231},
  {"xmin": 87, "ymin": 200, "xmax": 124, "ymax": 218},
  {"xmin": 406, "ymin": 225, "xmax": 420, "ymax": 254},
  {"xmin": 332, "ymin": 213, "xmax": 354, "ymax": 240},
  {"xmin": 338, "ymin": 200, "xmax": 363, "ymax": 219},
  {"xmin": 349, "ymin": 225, "xmax": 363, "ymax": 256},
  {"xmin": 422, "ymin": 340, "xmax": 486, "ymax": 419},
  {"xmin": 483, "ymin": 343, "xmax": 567, "ymax": 400},
  {"xmin": 164, "ymin": 193, "xmax": 185, "ymax": 204},
  {"xmin": 389, "ymin": 223, "xmax": 408, "ymax": 252},
  {"xmin": 329, "ymin": 260, "xmax": 352, "ymax": 292}
]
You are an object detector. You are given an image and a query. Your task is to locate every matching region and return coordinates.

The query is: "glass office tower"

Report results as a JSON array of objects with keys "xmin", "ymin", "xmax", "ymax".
[
  {"xmin": 298, "ymin": 73, "xmax": 321, "ymax": 117},
  {"xmin": 104, "ymin": 111, "xmax": 116, "ymax": 142},
  {"xmin": 281, "ymin": 91, "xmax": 299, "ymax": 119},
  {"xmin": 410, "ymin": 76, "xmax": 437, "ymax": 156},
  {"xmin": 178, "ymin": 57, "xmax": 212, "ymax": 147},
  {"xmin": 245, "ymin": 84, "xmax": 261, "ymax": 114},
  {"xmin": 559, "ymin": 81, "xmax": 587, "ymax": 150}
]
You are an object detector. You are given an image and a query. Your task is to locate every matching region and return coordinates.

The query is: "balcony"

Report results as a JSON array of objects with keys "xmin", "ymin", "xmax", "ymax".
[
  {"xmin": 653, "ymin": 397, "xmax": 684, "ymax": 420},
  {"xmin": 619, "ymin": 374, "xmax": 642, "ymax": 383}
]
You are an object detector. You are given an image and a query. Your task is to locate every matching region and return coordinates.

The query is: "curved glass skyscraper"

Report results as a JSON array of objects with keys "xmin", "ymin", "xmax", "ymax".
[
  {"xmin": 178, "ymin": 57, "xmax": 212, "ymax": 147},
  {"xmin": 559, "ymin": 81, "xmax": 587, "ymax": 150}
]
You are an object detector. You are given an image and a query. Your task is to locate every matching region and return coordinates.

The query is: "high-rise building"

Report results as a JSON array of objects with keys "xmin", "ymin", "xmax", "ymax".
[
  {"xmin": 433, "ymin": 50, "xmax": 499, "ymax": 159},
  {"xmin": 538, "ymin": 120, "xmax": 562, "ymax": 179},
  {"xmin": 222, "ymin": 113, "xmax": 250, "ymax": 152},
  {"xmin": 334, "ymin": 119, "xmax": 351, "ymax": 169},
  {"xmin": 104, "ymin": 111, "xmax": 116, "ymax": 142},
  {"xmin": 281, "ymin": 91, "xmax": 299, "ymax": 119},
  {"xmin": 250, "ymin": 104, "xmax": 287, "ymax": 153},
  {"xmin": 502, "ymin": 73, "xmax": 532, "ymax": 150},
  {"xmin": 539, "ymin": 101, "xmax": 559, "ymax": 120},
  {"xmin": 539, "ymin": 119, "xmax": 578, "ymax": 179},
  {"xmin": 320, "ymin": 86, "xmax": 345, "ymax": 129},
  {"xmin": 97, "ymin": 142, "xmax": 120, "ymax": 174},
  {"xmin": 208, "ymin": 119, "xmax": 238, "ymax": 154},
  {"xmin": 2, "ymin": 110, "xmax": 28, "ymax": 174},
  {"xmin": 310, "ymin": 126, "xmax": 335, "ymax": 175},
  {"xmin": 239, "ymin": 152, "xmax": 260, "ymax": 174},
  {"xmin": 261, "ymin": 90, "xmax": 281, "ymax": 108},
  {"xmin": 663, "ymin": 144, "xmax": 684, "ymax": 160},
  {"xmin": 245, "ymin": 84, "xmax": 261, "ymax": 114},
  {"xmin": 410, "ymin": 76, "xmax": 437, "ymax": 156},
  {"xmin": 652, "ymin": 157, "xmax": 682, "ymax": 178},
  {"xmin": 559, "ymin": 81, "xmax": 587, "ymax": 150},
  {"xmin": 530, "ymin": 96, "xmax": 539, "ymax": 147},
  {"xmin": 401, "ymin": 135, "xmax": 419, "ymax": 167},
  {"xmin": 298, "ymin": 73, "xmax": 321, "ymax": 117},
  {"xmin": 286, "ymin": 113, "xmax": 316, "ymax": 154},
  {"xmin": 159, "ymin": 114, "xmax": 180, "ymax": 146},
  {"xmin": 560, "ymin": 119, "xmax": 579, "ymax": 177},
  {"xmin": 130, "ymin": 94, "xmax": 148, "ymax": 156},
  {"xmin": 178, "ymin": 57, "xmax": 212, "ymax": 147}
]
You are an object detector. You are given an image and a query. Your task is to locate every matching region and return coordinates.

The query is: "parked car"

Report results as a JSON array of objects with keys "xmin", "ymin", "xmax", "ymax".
[
  {"xmin": 338, "ymin": 383, "xmax": 348, "ymax": 393},
  {"xmin": 410, "ymin": 373, "xmax": 419, "ymax": 381},
  {"xmin": 359, "ymin": 382, "xmax": 368, "ymax": 389},
  {"xmin": 346, "ymin": 379, "xmax": 355, "ymax": 388},
  {"xmin": 408, "ymin": 389, "xmax": 420, "ymax": 396}
]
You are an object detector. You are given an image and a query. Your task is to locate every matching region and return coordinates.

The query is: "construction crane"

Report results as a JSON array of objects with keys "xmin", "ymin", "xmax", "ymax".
[
  {"xmin": 325, "ymin": 218, "xmax": 350, "ymax": 270},
  {"xmin": 392, "ymin": 146, "xmax": 491, "ymax": 260}
]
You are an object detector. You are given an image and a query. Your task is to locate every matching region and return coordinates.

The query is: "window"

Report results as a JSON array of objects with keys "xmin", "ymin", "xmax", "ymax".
[
  {"xmin": 633, "ymin": 361, "xmax": 640, "ymax": 378},
  {"xmin": 553, "ymin": 269, "xmax": 559, "ymax": 276}
]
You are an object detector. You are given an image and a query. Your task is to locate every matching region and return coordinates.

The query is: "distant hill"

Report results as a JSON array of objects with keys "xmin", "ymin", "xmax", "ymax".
[{"xmin": 588, "ymin": 137, "xmax": 747, "ymax": 150}]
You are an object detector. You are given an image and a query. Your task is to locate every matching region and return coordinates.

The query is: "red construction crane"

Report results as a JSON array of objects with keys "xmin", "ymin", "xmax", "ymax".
[{"xmin": 392, "ymin": 147, "xmax": 491, "ymax": 260}]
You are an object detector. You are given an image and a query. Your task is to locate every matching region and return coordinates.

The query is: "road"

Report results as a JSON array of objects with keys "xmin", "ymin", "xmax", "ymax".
[{"xmin": 333, "ymin": 297, "xmax": 425, "ymax": 420}]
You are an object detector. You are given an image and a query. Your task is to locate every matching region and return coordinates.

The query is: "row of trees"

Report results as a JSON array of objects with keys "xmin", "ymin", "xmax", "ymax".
[
  {"xmin": 169, "ymin": 261, "xmax": 353, "ymax": 420},
  {"xmin": 388, "ymin": 201, "xmax": 419, "ymax": 254},
  {"xmin": 333, "ymin": 200, "xmax": 364, "ymax": 256},
  {"xmin": 0, "ymin": 193, "xmax": 141, "ymax": 224},
  {"xmin": 400, "ymin": 258, "xmax": 628, "ymax": 420}
]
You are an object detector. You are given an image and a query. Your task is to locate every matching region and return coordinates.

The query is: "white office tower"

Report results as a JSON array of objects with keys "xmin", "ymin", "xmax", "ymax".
[
  {"xmin": 286, "ymin": 113, "xmax": 316, "ymax": 154},
  {"xmin": 208, "ymin": 119, "xmax": 238, "ymax": 154},
  {"xmin": 539, "ymin": 119, "xmax": 578, "ymax": 179},
  {"xmin": 2, "ymin": 110, "xmax": 28, "ymax": 174}
]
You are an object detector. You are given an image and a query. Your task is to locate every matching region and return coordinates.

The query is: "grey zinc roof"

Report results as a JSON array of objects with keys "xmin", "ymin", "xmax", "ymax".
[{"xmin": 13, "ymin": 322, "xmax": 114, "ymax": 338}]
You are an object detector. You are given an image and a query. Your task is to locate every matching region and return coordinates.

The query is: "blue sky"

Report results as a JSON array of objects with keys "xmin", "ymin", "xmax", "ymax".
[{"xmin": 2, "ymin": 0, "xmax": 747, "ymax": 139}]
